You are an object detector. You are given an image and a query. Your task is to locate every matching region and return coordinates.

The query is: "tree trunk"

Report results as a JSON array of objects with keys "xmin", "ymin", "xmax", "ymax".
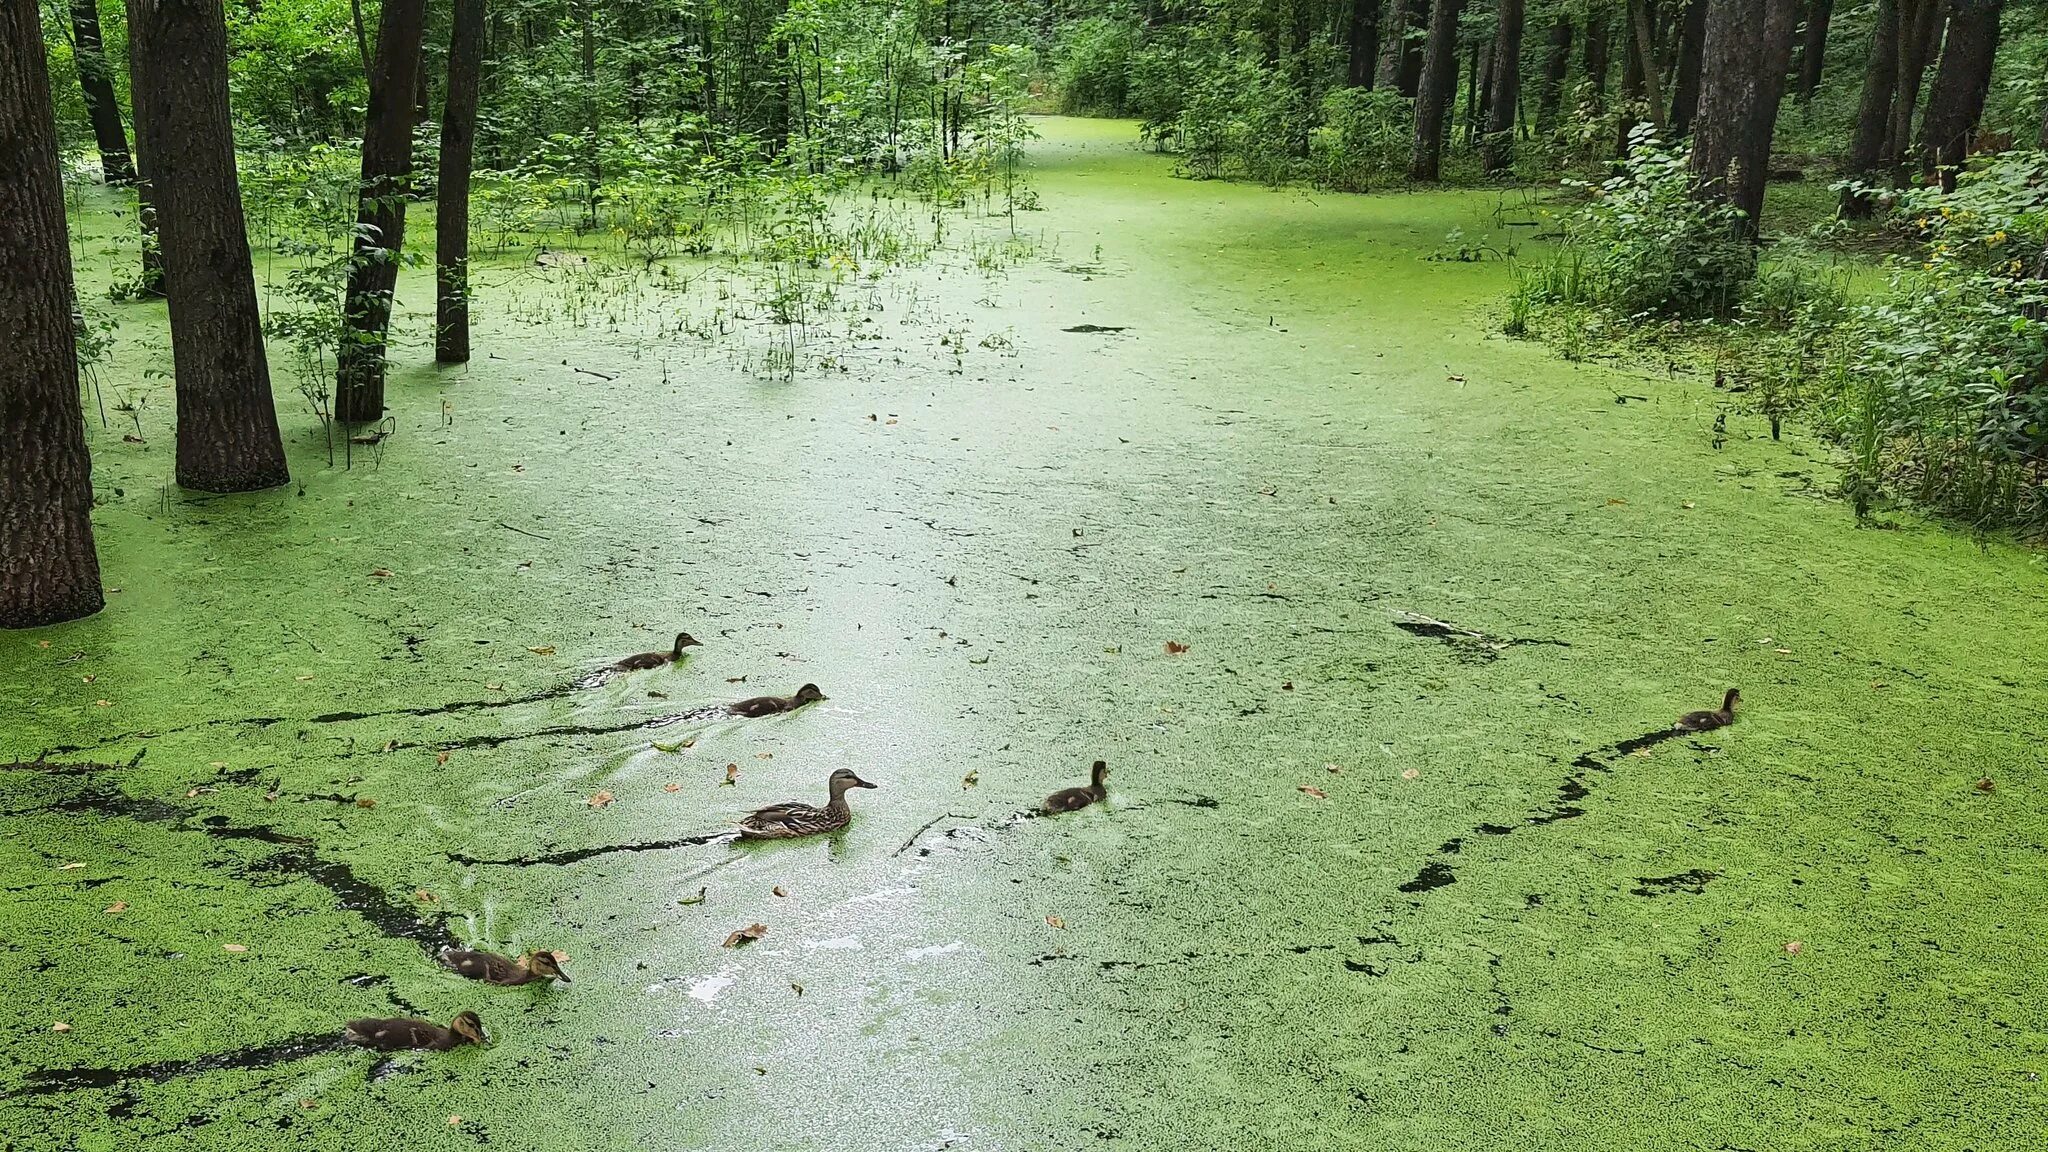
[
  {"xmin": 581, "ymin": 3, "xmax": 599, "ymax": 219},
  {"xmin": 1840, "ymin": 0, "xmax": 1897, "ymax": 216},
  {"xmin": 1536, "ymin": 15, "xmax": 1572, "ymax": 132},
  {"xmin": 335, "ymin": 0, "xmax": 427, "ymax": 424},
  {"xmin": 436, "ymin": 0, "xmax": 484, "ymax": 364},
  {"xmin": 1668, "ymin": 0, "xmax": 1708, "ymax": 134},
  {"xmin": 135, "ymin": 153, "xmax": 163, "ymax": 295},
  {"xmin": 128, "ymin": 0, "xmax": 289, "ymax": 491},
  {"xmin": 1379, "ymin": 0, "xmax": 1427, "ymax": 94},
  {"xmin": 1691, "ymin": 0, "xmax": 1798, "ymax": 237},
  {"xmin": 1883, "ymin": 0, "xmax": 1941, "ymax": 164},
  {"xmin": 1347, "ymin": 0, "xmax": 1382, "ymax": 87},
  {"xmin": 1795, "ymin": 0, "xmax": 1832, "ymax": 101},
  {"xmin": 1482, "ymin": 0, "xmax": 1525, "ymax": 173},
  {"xmin": 67, "ymin": 0, "xmax": 134, "ymax": 183},
  {"xmin": 1408, "ymin": 0, "xmax": 1464, "ymax": 180},
  {"xmin": 1583, "ymin": 6, "xmax": 1611, "ymax": 107},
  {"xmin": 1918, "ymin": 0, "xmax": 2000, "ymax": 191},
  {"xmin": 1465, "ymin": 42, "xmax": 1486, "ymax": 146},
  {"xmin": 1616, "ymin": 2, "xmax": 1645, "ymax": 152},
  {"xmin": 1, "ymin": 0, "xmax": 105, "ymax": 628},
  {"xmin": 1630, "ymin": 0, "xmax": 1666, "ymax": 127}
]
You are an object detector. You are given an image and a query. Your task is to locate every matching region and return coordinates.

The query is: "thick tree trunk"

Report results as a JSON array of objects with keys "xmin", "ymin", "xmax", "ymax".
[
  {"xmin": 1668, "ymin": 0, "xmax": 1708, "ymax": 134},
  {"xmin": 1378, "ymin": 0, "xmax": 1427, "ymax": 94},
  {"xmin": 1691, "ymin": 0, "xmax": 1798, "ymax": 237},
  {"xmin": 1583, "ymin": 7, "xmax": 1611, "ymax": 107},
  {"xmin": 1536, "ymin": 15, "xmax": 1572, "ymax": 132},
  {"xmin": 3, "ymin": 0, "xmax": 104, "ymax": 627},
  {"xmin": 1347, "ymin": 0, "xmax": 1382, "ymax": 87},
  {"xmin": 1883, "ymin": 0, "xmax": 1941, "ymax": 164},
  {"xmin": 1482, "ymin": 0, "xmax": 1525, "ymax": 173},
  {"xmin": 67, "ymin": 0, "xmax": 134, "ymax": 183},
  {"xmin": 1840, "ymin": 0, "xmax": 1897, "ymax": 216},
  {"xmin": 1795, "ymin": 0, "xmax": 1832, "ymax": 101},
  {"xmin": 1918, "ymin": 0, "xmax": 2001, "ymax": 191},
  {"xmin": 436, "ymin": 0, "xmax": 484, "ymax": 364},
  {"xmin": 127, "ymin": 0, "xmax": 289, "ymax": 491},
  {"xmin": 1408, "ymin": 0, "xmax": 1464, "ymax": 180},
  {"xmin": 335, "ymin": 0, "xmax": 427, "ymax": 424}
]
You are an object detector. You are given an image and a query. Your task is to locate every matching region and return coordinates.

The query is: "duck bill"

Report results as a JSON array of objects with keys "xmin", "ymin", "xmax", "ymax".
[{"xmin": 851, "ymin": 776, "xmax": 878, "ymax": 789}]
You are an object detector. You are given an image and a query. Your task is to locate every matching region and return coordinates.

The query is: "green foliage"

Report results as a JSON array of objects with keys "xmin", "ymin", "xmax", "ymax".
[
  {"xmin": 1053, "ymin": 16, "xmax": 1138, "ymax": 116},
  {"xmin": 1310, "ymin": 87, "xmax": 1413, "ymax": 192}
]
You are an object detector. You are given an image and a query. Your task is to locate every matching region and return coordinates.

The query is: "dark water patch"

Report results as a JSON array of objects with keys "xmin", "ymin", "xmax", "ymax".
[
  {"xmin": 245, "ymin": 851, "xmax": 458, "ymax": 955},
  {"xmin": 1398, "ymin": 863, "xmax": 1458, "ymax": 894},
  {"xmin": 446, "ymin": 830, "xmax": 735, "ymax": 867},
  {"xmin": 1610, "ymin": 728, "xmax": 1685, "ymax": 758},
  {"xmin": 1062, "ymin": 323, "xmax": 1127, "ymax": 333},
  {"xmin": 895, "ymin": 812, "xmax": 974, "ymax": 857},
  {"xmin": 308, "ymin": 681, "xmax": 589, "ymax": 725},
  {"xmin": 10, "ymin": 1034, "xmax": 351, "ymax": 1097},
  {"xmin": 402, "ymin": 710, "xmax": 704, "ymax": 752},
  {"xmin": 1343, "ymin": 959, "xmax": 1386, "ymax": 975},
  {"xmin": 344, "ymin": 973, "xmax": 426, "ymax": 1017},
  {"xmin": 1390, "ymin": 612, "xmax": 1569, "ymax": 663},
  {"xmin": 2, "ymin": 759, "xmax": 122, "ymax": 776},
  {"xmin": 36, "ymin": 716, "xmax": 287, "ymax": 757},
  {"xmin": 1631, "ymin": 869, "xmax": 1718, "ymax": 897}
]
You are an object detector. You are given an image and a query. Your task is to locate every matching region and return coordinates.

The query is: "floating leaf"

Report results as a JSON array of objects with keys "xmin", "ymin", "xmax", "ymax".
[
  {"xmin": 1975, "ymin": 777, "xmax": 1996, "ymax": 792},
  {"xmin": 1163, "ymin": 640, "xmax": 1190, "ymax": 655},
  {"xmin": 678, "ymin": 887, "xmax": 707, "ymax": 906},
  {"xmin": 58, "ymin": 862, "xmax": 85, "ymax": 871},
  {"xmin": 587, "ymin": 790, "xmax": 615, "ymax": 809},
  {"xmin": 653, "ymin": 738, "xmax": 695, "ymax": 754},
  {"xmin": 52, "ymin": 1022, "xmax": 71, "ymax": 1033},
  {"xmin": 1044, "ymin": 914, "xmax": 1066, "ymax": 929},
  {"xmin": 1783, "ymin": 940, "xmax": 1803, "ymax": 956},
  {"xmin": 369, "ymin": 568, "xmax": 394, "ymax": 579},
  {"xmin": 1325, "ymin": 763, "xmax": 1342, "ymax": 774},
  {"xmin": 722, "ymin": 763, "xmax": 739, "ymax": 786},
  {"xmin": 355, "ymin": 797, "xmax": 377, "ymax": 809},
  {"xmin": 104, "ymin": 901, "xmax": 128, "ymax": 914},
  {"xmin": 81, "ymin": 674, "xmax": 95, "ymax": 684},
  {"xmin": 791, "ymin": 983, "xmax": 804, "ymax": 996},
  {"xmin": 93, "ymin": 699, "xmax": 112, "ymax": 707},
  {"xmin": 527, "ymin": 645, "xmax": 556, "ymax": 656},
  {"xmin": 223, "ymin": 943, "xmax": 248, "ymax": 953},
  {"xmin": 962, "ymin": 770, "xmax": 979, "ymax": 789},
  {"xmin": 721, "ymin": 923, "xmax": 768, "ymax": 948},
  {"xmin": 1297, "ymin": 785, "xmax": 1328, "ymax": 800},
  {"xmin": 663, "ymin": 782, "xmax": 682, "ymax": 793},
  {"xmin": 1401, "ymin": 768, "xmax": 1420, "ymax": 781},
  {"xmin": 415, "ymin": 889, "xmax": 438, "ymax": 904},
  {"xmin": 772, "ymin": 886, "xmax": 788, "ymax": 898}
]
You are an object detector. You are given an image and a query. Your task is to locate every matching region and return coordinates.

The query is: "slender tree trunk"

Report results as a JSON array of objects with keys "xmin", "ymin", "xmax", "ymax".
[
  {"xmin": 1536, "ymin": 15, "xmax": 1572, "ymax": 132},
  {"xmin": 581, "ymin": 3, "xmax": 599, "ymax": 219},
  {"xmin": 1347, "ymin": 0, "xmax": 1382, "ymax": 87},
  {"xmin": 1918, "ymin": 0, "xmax": 2001, "ymax": 190},
  {"xmin": 67, "ymin": 0, "xmax": 134, "ymax": 183},
  {"xmin": 1616, "ymin": 3, "xmax": 1645, "ymax": 151},
  {"xmin": 1379, "ymin": 0, "xmax": 1427, "ymax": 94},
  {"xmin": 436, "ymin": 0, "xmax": 484, "ymax": 364},
  {"xmin": 335, "ymin": 0, "xmax": 426, "ymax": 424},
  {"xmin": 1668, "ymin": 0, "xmax": 1708, "ymax": 134},
  {"xmin": 1466, "ymin": 42, "xmax": 1486, "ymax": 146},
  {"xmin": 128, "ymin": 0, "xmax": 289, "ymax": 491},
  {"xmin": 1691, "ymin": 0, "xmax": 1798, "ymax": 237},
  {"xmin": 1884, "ymin": 0, "xmax": 1941, "ymax": 164},
  {"xmin": 1, "ymin": 0, "xmax": 104, "ymax": 628},
  {"xmin": 1408, "ymin": 0, "xmax": 1464, "ymax": 180},
  {"xmin": 1583, "ymin": 6, "xmax": 1611, "ymax": 107},
  {"xmin": 135, "ymin": 153, "xmax": 163, "ymax": 295},
  {"xmin": 1631, "ymin": 0, "xmax": 1666, "ymax": 126},
  {"xmin": 1482, "ymin": 0, "xmax": 1525, "ymax": 173},
  {"xmin": 1795, "ymin": 0, "xmax": 1832, "ymax": 101},
  {"xmin": 1841, "ymin": 0, "xmax": 1897, "ymax": 215}
]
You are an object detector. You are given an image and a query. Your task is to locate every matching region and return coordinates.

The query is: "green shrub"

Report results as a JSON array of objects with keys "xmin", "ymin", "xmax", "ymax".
[
  {"xmin": 1054, "ymin": 18, "xmax": 1139, "ymax": 116},
  {"xmin": 1310, "ymin": 87, "xmax": 1413, "ymax": 192}
]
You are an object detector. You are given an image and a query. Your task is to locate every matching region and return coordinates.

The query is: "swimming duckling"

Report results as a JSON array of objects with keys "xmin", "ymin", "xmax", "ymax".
[
  {"xmin": 1676, "ymin": 688, "xmax": 1740, "ymax": 732},
  {"xmin": 343, "ymin": 1010, "xmax": 486, "ymax": 1052},
  {"xmin": 1043, "ymin": 760, "xmax": 1111, "ymax": 814},
  {"xmin": 728, "ymin": 683, "xmax": 826, "ymax": 718},
  {"xmin": 614, "ymin": 633, "xmax": 701, "ymax": 671},
  {"xmin": 737, "ymin": 768, "xmax": 877, "ymax": 839},
  {"xmin": 437, "ymin": 947, "xmax": 570, "ymax": 986}
]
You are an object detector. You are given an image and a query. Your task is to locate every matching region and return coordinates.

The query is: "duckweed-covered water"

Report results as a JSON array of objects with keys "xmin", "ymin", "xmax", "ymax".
[{"xmin": 5, "ymin": 119, "xmax": 2047, "ymax": 1150}]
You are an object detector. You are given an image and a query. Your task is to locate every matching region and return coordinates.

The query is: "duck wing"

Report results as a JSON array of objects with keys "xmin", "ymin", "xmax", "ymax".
[
  {"xmin": 344, "ymin": 1017, "xmax": 442, "ymax": 1052},
  {"xmin": 613, "ymin": 651, "xmax": 667, "ymax": 671},
  {"xmin": 738, "ymin": 800, "xmax": 835, "ymax": 838},
  {"xmin": 728, "ymin": 695, "xmax": 785, "ymax": 718},
  {"xmin": 439, "ymin": 948, "xmax": 520, "ymax": 983},
  {"xmin": 1042, "ymin": 787, "xmax": 1096, "ymax": 814}
]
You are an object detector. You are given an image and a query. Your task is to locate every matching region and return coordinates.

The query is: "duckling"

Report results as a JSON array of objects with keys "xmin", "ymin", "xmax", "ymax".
[
  {"xmin": 728, "ymin": 683, "xmax": 826, "ymax": 718},
  {"xmin": 1043, "ymin": 760, "xmax": 1111, "ymax": 814},
  {"xmin": 737, "ymin": 768, "xmax": 877, "ymax": 839},
  {"xmin": 614, "ymin": 633, "xmax": 701, "ymax": 672},
  {"xmin": 343, "ymin": 1010, "xmax": 487, "ymax": 1052},
  {"xmin": 437, "ymin": 947, "xmax": 570, "ymax": 986},
  {"xmin": 1676, "ymin": 688, "xmax": 1741, "ymax": 732}
]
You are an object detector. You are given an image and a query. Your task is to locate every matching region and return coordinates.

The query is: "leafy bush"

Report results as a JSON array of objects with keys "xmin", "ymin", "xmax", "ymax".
[
  {"xmin": 1310, "ymin": 87, "xmax": 1413, "ymax": 192},
  {"xmin": 1054, "ymin": 18, "xmax": 1138, "ymax": 116}
]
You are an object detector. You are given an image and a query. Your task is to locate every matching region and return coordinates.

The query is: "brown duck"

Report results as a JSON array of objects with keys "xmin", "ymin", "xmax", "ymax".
[
  {"xmin": 438, "ymin": 947, "xmax": 570, "ymax": 986},
  {"xmin": 737, "ymin": 768, "xmax": 877, "ymax": 838},
  {"xmin": 343, "ymin": 1010, "xmax": 486, "ymax": 1052},
  {"xmin": 1676, "ymin": 688, "xmax": 1741, "ymax": 732},
  {"xmin": 1043, "ymin": 760, "xmax": 1110, "ymax": 814},
  {"xmin": 729, "ymin": 683, "xmax": 826, "ymax": 717},
  {"xmin": 614, "ymin": 633, "xmax": 701, "ymax": 671}
]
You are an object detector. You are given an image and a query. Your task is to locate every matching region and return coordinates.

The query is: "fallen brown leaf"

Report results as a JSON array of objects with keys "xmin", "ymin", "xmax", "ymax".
[
  {"xmin": 1975, "ymin": 777, "xmax": 1996, "ymax": 793},
  {"xmin": 1045, "ymin": 914, "xmax": 1066, "ymax": 929},
  {"xmin": 81, "ymin": 674, "xmax": 95, "ymax": 684},
  {"xmin": 1400, "ymin": 768, "xmax": 1420, "ymax": 780},
  {"xmin": 772, "ymin": 886, "xmax": 788, "ymax": 898},
  {"xmin": 663, "ymin": 782, "xmax": 682, "ymax": 793},
  {"xmin": 1325, "ymin": 763, "xmax": 1342, "ymax": 774},
  {"xmin": 223, "ymin": 943, "xmax": 248, "ymax": 953},
  {"xmin": 1280, "ymin": 681, "xmax": 1294, "ymax": 691},
  {"xmin": 369, "ymin": 568, "xmax": 394, "ymax": 578},
  {"xmin": 1606, "ymin": 498, "xmax": 1628, "ymax": 506},
  {"xmin": 755, "ymin": 751, "xmax": 774, "ymax": 760},
  {"xmin": 526, "ymin": 645, "xmax": 556, "ymax": 656},
  {"xmin": 678, "ymin": 887, "xmax": 707, "ymax": 906},
  {"xmin": 435, "ymin": 751, "xmax": 450, "ymax": 766},
  {"xmin": 962, "ymin": 770, "xmax": 979, "ymax": 789},
  {"xmin": 587, "ymin": 790, "xmax": 615, "ymax": 808},
  {"xmin": 721, "ymin": 923, "xmax": 768, "ymax": 948},
  {"xmin": 51, "ymin": 1021, "xmax": 71, "ymax": 1033},
  {"xmin": 415, "ymin": 889, "xmax": 438, "ymax": 904},
  {"xmin": 1163, "ymin": 640, "xmax": 1190, "ymax": 655},
  {"xmin": 1297, "ymin": 785, "xmax": 1328, "ymax": 799},
  {"xmin": 58, "ymin": 862, "xmax": 85, "ymax": 870},
  {"xmin": 1783, "ymin": 940, "xmax": 1803, "ymax": 956},
  {"xmin": 723, "ymin": 763, "xmax": 739, "ymax": 786},
  {"xmin": 104, "ymin": 901, "xmax": 128, "ymax": 914},
  {"xmin": 355, "ymin": 797, "xmax": 377, "ymax": 809},
  {"xmin": 93, "ymin": 699, "xmax": 111, "ymax": 707}
]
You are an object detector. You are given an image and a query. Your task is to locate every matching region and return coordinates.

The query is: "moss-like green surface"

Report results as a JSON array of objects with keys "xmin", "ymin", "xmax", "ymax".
[{"xmin": 4, "ymin": 117, "xmax": 2046, "ymax": 1149}]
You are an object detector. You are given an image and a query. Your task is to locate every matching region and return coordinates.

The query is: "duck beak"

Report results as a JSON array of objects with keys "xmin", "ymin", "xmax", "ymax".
[{"xmin": 853, "ymin": 776, "xmax": 877, "ymax": 789}]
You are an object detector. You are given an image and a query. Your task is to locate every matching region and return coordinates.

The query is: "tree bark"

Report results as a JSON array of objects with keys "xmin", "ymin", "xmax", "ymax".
[
  {"xmin": 1795, "ymin": 0, "xmax": 1832, "ymax": 101},
  {"xmin": 1630, "ymin": 0, "xmax": 1666, "ymax": 127},
  {"xmin": 1691, "ymin": 0, "xmax": 1798, "ymax": 237},
  {"xmin": 1918, "ymin": 0, "xmax": 2001, "ymax": 190},
  {"xmin": 1536, "ymin": 15, "xmax": 1572, "ymax": 132},
  {"xmin": 67, "ymin": 0, "xmax": 134, "ymax": 183},
  {"xmin": 127, "ymin": 0, "xmax": 289, "ymax": 491},
  {"xmin": 1840, "ymin": 0, "xmax": 1897, "ymax": 216},
  {"xmin": 1, "ymin": 0, "xmax": 105, "ymax": 628},
  {"xmin": 1482, "ymin": 0, "xmax": 1525, "ymax": 173},
  {"xmin": 1378, "ymin": 0, "xmax": 1427, "ymax": 94},
  {"xmin": 335, "ymin": 0, "xmax": 427, "ymax": 424},
  {"xmin": 436, "ymin": 0, "xmax": 484, "ymax": 364},
  {"xmin": 1408, "ymin": 0, "xmax": 1464, "ymax": 180},
  {"xmin": 1583, "ymin": 6, "xmax": 1611, "ymax": 107},
  {"xmin": 1668, "ymin": 0, "xmax": 1708, "ymax": 134},
  {"xmin": 1347, "ymin": 0, "xmax": 1382, "ymax": 87},
  {"xmin": 1883, "ymin": 0, "xmax": 1941, "ymax": 164}
]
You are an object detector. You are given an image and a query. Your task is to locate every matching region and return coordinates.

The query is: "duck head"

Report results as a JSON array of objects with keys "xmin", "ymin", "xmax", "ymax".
[
  {"xmin": 1090, "ymin": 760, "xmax": 1110, "ymax": 786},
  {"xmin": 1722, "ymin": 687, "xmax": 1741, "ymax": 712},
  {"xmin": 828, "ymin": 768, "xmax": 878, "ymax": 795},
  {"xmin": 793, "ymin": 683, "xmax": 827, "ymax": 705},
  {"xmin": 672, "ymin": 633, "xmax": 703, "ymax": 656},
  {"xmin": 449, "ymin": 1011, "xmax": 488, "ymax": 1045},
  {"xmin": 523, "ymin": 950, "xmax": 571, "ymax": 983}
]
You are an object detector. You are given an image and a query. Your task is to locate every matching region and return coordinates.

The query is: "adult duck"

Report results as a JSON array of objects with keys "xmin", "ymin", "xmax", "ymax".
[
  {"xmin": 737, "ymin": 768, "xmax": 877, "ymax": 839},
  {"xmin": 437, "ymin": 947, "xmax": 570, "ymax": 986},
  {"xmin": 1043, "ymin": 760, "xmax": 1110, "ymax": 814},
  {"xmin": 343, "ymin": 1011, "xmax": 486, "ymax": 1052},
  {"xmin": 1676, "ymin": 688, "xmax": 1740, "ymax": 732},
  {"xmin": 729, "ymin": 683, "xmax": 826, "ymax": 717},
  {"xmin": 614, "ymin": 633, "xmax": 701, "ymax": 671}
]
